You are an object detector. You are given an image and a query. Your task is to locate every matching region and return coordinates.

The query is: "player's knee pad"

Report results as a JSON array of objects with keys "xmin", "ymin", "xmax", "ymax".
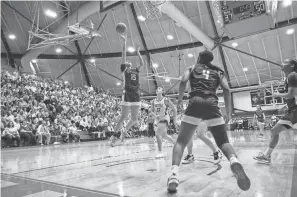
[{"xmin": 209, "ymin": 124, "xmax": 229, "ymax": 149}]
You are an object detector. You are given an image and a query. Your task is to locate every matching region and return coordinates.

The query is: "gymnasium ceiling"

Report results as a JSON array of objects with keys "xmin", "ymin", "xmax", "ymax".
[{"xmin": 1, "ymin": 1, "xmax": 297, "ymax": 95}]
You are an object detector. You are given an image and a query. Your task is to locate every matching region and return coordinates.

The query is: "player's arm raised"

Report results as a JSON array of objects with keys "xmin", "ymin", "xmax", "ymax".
[
  {"xmin": 120, "ymin": 35, "xmax": 127, "ymax": 73},
  {"xmin": 219, "ymin": 73, "xmax": 232, "ymax": 122},
  {"xmin": 120, "ymin": 35, "xmax": 127, "ymax": 64},
  {"xmin": 274, "ymin": 73, "xmax": 297, "ymax": 99},
  {"xmin": 178, "ymin": 68, "xmax": 191, "ymax": 103},
  {"xmin": 150, "ymin": 100, "xmax": 156, "ymax": 117},
  {"xmin": 252, "ymin": 113, "xmax": 257, "ymax": 125},
  {"xmin": 136, "ymin": 46, "xmax": 144, "ymax": 71}
]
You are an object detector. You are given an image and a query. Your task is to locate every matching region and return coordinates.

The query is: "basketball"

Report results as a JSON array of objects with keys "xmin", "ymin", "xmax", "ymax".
[{"xmin": 116, "ymin": 23, "xmax": 127, "ymax": 34}]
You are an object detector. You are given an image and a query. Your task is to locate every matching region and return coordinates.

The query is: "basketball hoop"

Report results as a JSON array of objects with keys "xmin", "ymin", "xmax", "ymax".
[
  {"xmin": 143, "ymin": 0, "xmax": 167, "ymax": 20},
  {"xmin": 260, "ymin": 80, "xmax": 283, "ymax": 93}
]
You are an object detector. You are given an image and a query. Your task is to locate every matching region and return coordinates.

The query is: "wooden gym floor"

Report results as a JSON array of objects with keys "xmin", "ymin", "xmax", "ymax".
[{"xmin": 1, "ymin": 130, "xmax": 297, "ymax": 197}]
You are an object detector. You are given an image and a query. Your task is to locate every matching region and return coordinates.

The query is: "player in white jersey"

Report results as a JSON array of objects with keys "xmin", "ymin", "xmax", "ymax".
[{"xmin": 151, "ymin": 87, "xmax": 177, "ymax": 158}]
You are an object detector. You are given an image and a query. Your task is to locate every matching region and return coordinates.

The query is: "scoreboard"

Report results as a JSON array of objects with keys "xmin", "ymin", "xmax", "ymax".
[
  {"xmin": 221, "ymin": 1, "xmax": 267, "ymax": 25},
  {"xmin": 212, "ymin": 1, "xmax": 277, "ymax": 38}
]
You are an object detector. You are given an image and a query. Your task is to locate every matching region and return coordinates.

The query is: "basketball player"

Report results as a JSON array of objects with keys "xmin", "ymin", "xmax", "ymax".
[
  {"xmin": 182, "ymin": 120, "xmax": 222, "ymax": 164},
  {"xmin": 110, "ymin": 35, "xmax": 144, "ymax": 146},
  {"xmin": 167, "ymin": 51, "xmax": 250, "ymax": 192},
  {"xmin": 253, "ymin": 105, "xmax": 266, "ymax": 141},
  {"xmin": 151, "ymin": 87, "xmax": 177, "ymax": 158},
  {"xmin": 253, "ymin": 59, "xmax": 297, "ymax": 164}
]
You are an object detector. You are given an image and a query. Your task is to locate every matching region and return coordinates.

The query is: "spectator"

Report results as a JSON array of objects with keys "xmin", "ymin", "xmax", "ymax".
[
  {"xmin": 19, "ymin": 120, "xmax": 36, "ymax": 146},
  {"xmin": 69, "ymin": 122, "xmax": 80, "ymax": 142},
  {"xmin": 1, "ymin": 121, "xmax": 20, "ymax": 147}
]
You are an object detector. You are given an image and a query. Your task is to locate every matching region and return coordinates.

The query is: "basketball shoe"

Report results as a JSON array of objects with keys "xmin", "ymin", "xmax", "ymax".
[
  {"xmin": 253, "ymin": 152, "xmax": 271, "ymax": 164},
  {"xmin": 230, "ymin": 159, "xmax": 251, "ymax": 191},
  {"xmin": 167, "ymin": 172, "xmax": 179, "ymax": 193},
  {"xmin": 213, "ymin": 150, "xmax": 223, "ymax": 164},
  {"xmin": 155, "ymin": 151, "xmax": 166, "ymax": 158},
  {"xmin": 181, "ymin": 154, "xmax": 194, "ymax": 164}
]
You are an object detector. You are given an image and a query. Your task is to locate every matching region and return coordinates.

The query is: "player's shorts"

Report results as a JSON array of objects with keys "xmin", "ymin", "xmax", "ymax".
[
  {"xmin": 277, "ymin": 106, "xmax": 297, "ymax": 128},
  {"xmin": 257, "ymin": 119, "xmax": 265, "ymax": 123},
  {"xmin": 121, "ymin": 88, "xmax": 140, "ymax": 106},
  {"xmin": 182, "ymin": 95, "xmax": 224, "ymax": 127},
  {"xmin": 257, "ymin": 121, "xmax": 265, "ymax": 125},
  {"xmin": 155, "ymin": 114, "xmax": 170, "ymax": 126}
]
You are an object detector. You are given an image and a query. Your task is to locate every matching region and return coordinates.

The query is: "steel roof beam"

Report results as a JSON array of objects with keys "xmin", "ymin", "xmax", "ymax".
[
  {"xmin": 73, "ymin": 39, "xmax": 91, "ymax": 86},
  {"xmin": 130, "ymin": 3, "xmax": 158, "ymax": 91},
  {"xmin": 4, "ymin": 17, "xmax": 297, "ymax": 61},
  {"xmin": 1, "ymin": 28, "xmax": 17, "ymax": 69},
  {"xmin": 59, "ymin": 1, "xmax": 91, "ymax": 87},
  {"xmin": 206, "ymin": 1, "xmax": 232, "ymax": 88}
]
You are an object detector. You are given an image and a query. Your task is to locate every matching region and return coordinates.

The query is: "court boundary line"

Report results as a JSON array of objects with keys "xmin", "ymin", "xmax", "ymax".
[
  {"xmin": 11, "ymin": 148, "xmax": 157, "ymax": 175},
  {"xmin": 1, "ymin": 173, "xmax": 127, "ymax": 197}
]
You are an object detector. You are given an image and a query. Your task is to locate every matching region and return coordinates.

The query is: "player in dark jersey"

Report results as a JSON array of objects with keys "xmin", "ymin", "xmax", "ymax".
[
  {"xmin": 254, "ymin": 59, "xmax": 297, "ymax": 164},
  {"xmin": 110, "ymin": 35, "xmax": 144, "ymax": 146},
  {"xmin": 167, "ymin": 51, "xmax": 250, "ymax": 193},
  {"xmin": 253, "ymin": 105, "xmax": 266, "ymax": 141}
]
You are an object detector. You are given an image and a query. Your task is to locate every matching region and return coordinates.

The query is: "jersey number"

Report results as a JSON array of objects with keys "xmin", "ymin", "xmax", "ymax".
[
  {"xmin": 203, "ymin": 70, "xmax": 210, "ymax": 80},
  {"xmin": 131, "ymin": 74, "xmax": 136, "ymax": 81},
  {"xmin": 156, "ymin": 108, "xmax": 161, "ymax": 112}
]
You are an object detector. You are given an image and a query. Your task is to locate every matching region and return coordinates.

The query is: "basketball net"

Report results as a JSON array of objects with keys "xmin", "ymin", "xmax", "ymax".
[
  {"xmin": 143, "ymin": 0, "xmax": 167, "ymax": 20},
  {"xmin": 259, "ymin": 80, "xmax": 283, "ymax": 107}
]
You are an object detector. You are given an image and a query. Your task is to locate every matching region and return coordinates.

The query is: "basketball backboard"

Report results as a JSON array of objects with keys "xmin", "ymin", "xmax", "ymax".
[{"xmin": 100, "ymin": 1, "xmax": 127, "ymax": 13}]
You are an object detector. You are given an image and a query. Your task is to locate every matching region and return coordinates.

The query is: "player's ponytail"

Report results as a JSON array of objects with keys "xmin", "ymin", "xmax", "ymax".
[
  {"xmin": 290, "ymin": 59, "xmax": 297, "ymax": 72},
  {"xmin": 197, "ymin": 50, "xmax": 224, "ymax": 74},
  {"xmin": 120, "ymin": 63, "xmax": 126, "ymax": 72}
]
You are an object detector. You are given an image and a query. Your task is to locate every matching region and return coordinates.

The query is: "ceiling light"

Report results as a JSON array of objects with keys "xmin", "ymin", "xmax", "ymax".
[
  {"xmin": 8, "ymin": 34, "xmax": 16, "ymax": 40},
  {"xmin": 283, "ymin": 0, "xmax": 292, "ymax": 7},
  {"xmin": 243, "ymin": 67, "xmax": 248, "ymax": 72},
  {"xmin": 55, "ymin": 48, "xmax": 62, "ymax": 53},
  {"xmin": 137, "ymin": 15, "xmax": 146, "ymax": 21},
  {"xmin": 232, "ymin": 42, "xmax": 238, "ymax": 47},
  {"xmin": 166, "ymin": 34, "xmax": 174, "ymax": 40},
  {"xmin": 188, "ymin": 53, "xmax": 194, "ymax": 58},
  {"xmin": 286, "ymin": 28, "xmax": 295, "ymax": 35},
  {"xmin": 45, "ymin": 9, "xmax": 57, "ymax": 18},
  {"xmin": 64, "ymin": 81, "xmax": 68, "ymax": 84},
  {"xmin": 31, "ymin": 59, "xmax": 37, "ymax": 63},
  {"xmin": 90, "ymin": 58, "xmax": 96, "ymax": 63},
  {"xmin": 165, "ymin": 77, "xmax": 170, "ymax": 82},
  {"xmin": 152, "ymin": 63, "xmax": 158, "ymax": 68},
  {"xmin": 127, "ymin": 46, "xmax": 135, "ymax": 53},
  {"xmin": 116, "ymin": 82, "xmax": 121, "ymax": 86}
]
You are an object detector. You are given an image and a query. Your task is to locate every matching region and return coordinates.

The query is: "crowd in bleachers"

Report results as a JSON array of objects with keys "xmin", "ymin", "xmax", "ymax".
[{"xmin": 1, "ymin": 70, "xmax": 151, "ymax": 148}]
